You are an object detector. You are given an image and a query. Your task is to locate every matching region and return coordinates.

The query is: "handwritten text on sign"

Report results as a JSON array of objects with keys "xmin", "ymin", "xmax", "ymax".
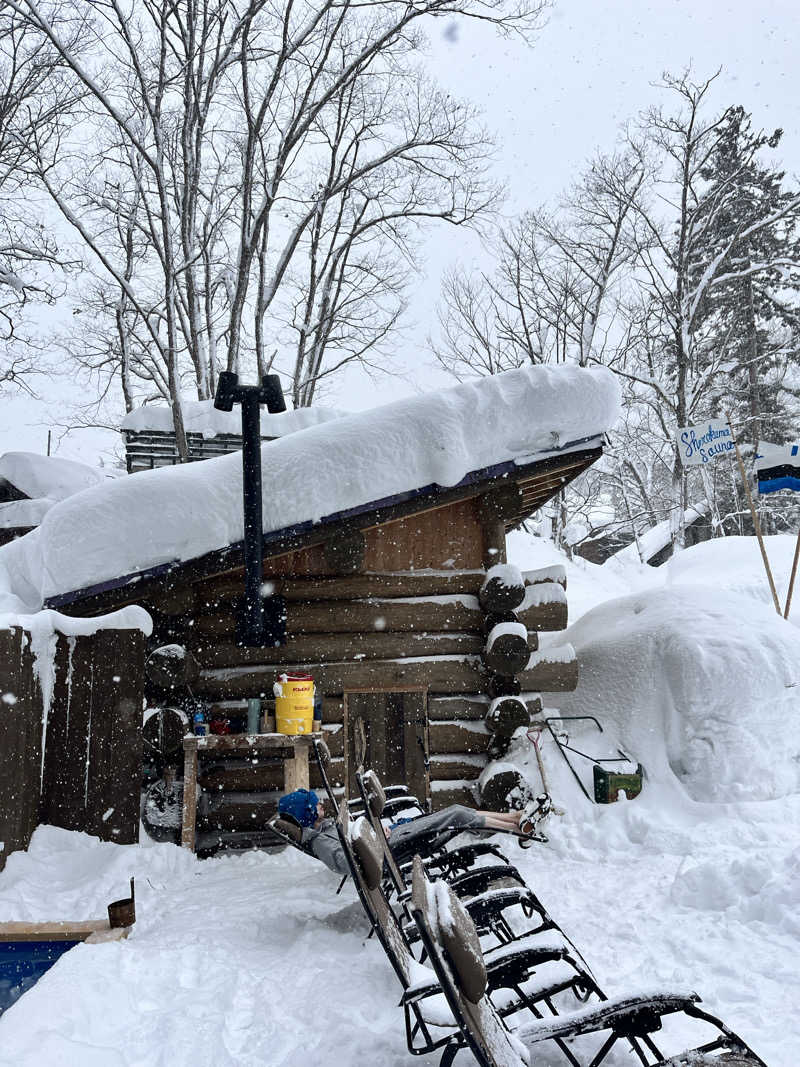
[{"xmin": 677, "ymin": 420, "xmax": 735, "ymax": 466}]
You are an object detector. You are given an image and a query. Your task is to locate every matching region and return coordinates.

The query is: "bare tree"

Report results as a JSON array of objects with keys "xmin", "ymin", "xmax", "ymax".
[
  {"xmin": 432, "ymin": 147, "xmax": 644, "ymax": 378},
  {"xmin": 10, "ymin": 0, "xmax": 546, "ymax": 445},
  {"xmin": 0, "ymin": 1, "xmax": 84, "ymax": 393}
]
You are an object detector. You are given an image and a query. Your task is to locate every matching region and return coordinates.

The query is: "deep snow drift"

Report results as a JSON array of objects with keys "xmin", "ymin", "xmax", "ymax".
[{"xmin": 0, "ymin": 535, "xmax": 797, "ymax": 1066}]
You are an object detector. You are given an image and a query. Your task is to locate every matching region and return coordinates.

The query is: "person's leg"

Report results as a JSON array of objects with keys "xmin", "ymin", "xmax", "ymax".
[
  {"xmin": 387, "ymin": 804, "xmax": 486, "ymax": 849},
  {"xmin": 479, "ymin": 810, "xmax": 525, "ymax": 832}
]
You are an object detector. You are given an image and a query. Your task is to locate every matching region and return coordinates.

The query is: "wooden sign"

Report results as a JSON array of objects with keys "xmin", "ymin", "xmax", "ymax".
[{"xmin": 676, "ymin": 419, "xmax": 735, "ymax": 466}]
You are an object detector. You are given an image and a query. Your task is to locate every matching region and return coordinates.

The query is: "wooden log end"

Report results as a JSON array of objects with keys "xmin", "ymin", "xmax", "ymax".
[
  {"xmin": 478, "ymin": 766, "xmax": 526, "ymax": 812},
  {"xmin": 483, "ymin": 622, "xmax": 530, "ymax": 675},
  {"xmin": 479, "ymin": 565, "xmax": 526, "ymax": 613},
  {"xmin": 485, "ymin": 696, "xmax": 531, "ymax": 736},
  {"xmin": 145, "ymin": 644, "xmax": 199, "ymax": 689}
]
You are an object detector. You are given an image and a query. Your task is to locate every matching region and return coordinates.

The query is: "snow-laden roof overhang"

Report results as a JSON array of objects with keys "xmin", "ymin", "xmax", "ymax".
[
  {"xmin": 48, "ymin": 435, "xmax": 604, "ymax": 612},
  {"xmin": 0, "ymin": 364, "xmax": 620, "ymax": 615},
  {"xmin": 0, "ymin": 451, "xmax": 110, "ymax": 501}
]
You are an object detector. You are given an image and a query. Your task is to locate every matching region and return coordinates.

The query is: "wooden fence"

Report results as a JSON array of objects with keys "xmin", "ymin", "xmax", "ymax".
[{"xmin": 0, "ymin": 626, "xmax": 145, "ymax": 872}]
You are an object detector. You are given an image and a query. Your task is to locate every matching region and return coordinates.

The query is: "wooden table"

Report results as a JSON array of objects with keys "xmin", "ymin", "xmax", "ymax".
[{"xmin": 180, "ymin": 732, "xmax": 321, "ymax": 851}]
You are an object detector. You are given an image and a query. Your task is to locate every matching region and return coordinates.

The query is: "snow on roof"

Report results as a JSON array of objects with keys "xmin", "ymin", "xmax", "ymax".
[
  {"xmin": 0, "ymin": 452, "xmax": 109, "ymax": 502},
  {"xmin": 613, "ymin": 502, "xmax": 709, "ymax": 564},
  {"xmin": 0, "ymin": 498, "xmax": 53, "ymax": 530},
  {"xmin": 120, "ymin": 398, "xmax": 344, "ymax": 438},
  {"xmin": 0, "ymin": 363, "xmax": 620, "ymax": 611}
]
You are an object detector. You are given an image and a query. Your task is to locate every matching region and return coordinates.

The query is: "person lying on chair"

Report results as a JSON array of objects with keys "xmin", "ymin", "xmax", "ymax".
[{"xmin": 277, "ymin": 789, "xmax": 549, "ymax": 877}]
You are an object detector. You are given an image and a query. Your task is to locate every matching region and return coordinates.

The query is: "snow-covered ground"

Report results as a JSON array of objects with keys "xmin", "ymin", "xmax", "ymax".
[{"xmin": 1, "ymin": 534, "xmax": 798, "ymax": 1066}]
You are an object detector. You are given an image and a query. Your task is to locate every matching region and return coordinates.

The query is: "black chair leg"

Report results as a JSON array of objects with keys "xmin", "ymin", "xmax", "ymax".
[{"xmin": 439, "ymin": 1039, "xmax": 460, "ymax": 1066}]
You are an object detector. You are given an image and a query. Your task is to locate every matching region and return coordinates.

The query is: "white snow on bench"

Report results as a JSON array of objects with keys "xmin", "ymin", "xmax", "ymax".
[{"xmin": 0, "ymin": 498, "xmax": 52, "ymax": 530}]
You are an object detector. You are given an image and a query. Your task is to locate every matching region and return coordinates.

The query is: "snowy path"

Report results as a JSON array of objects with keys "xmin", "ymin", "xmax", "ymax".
[{"xmin": 0, "ymin": 788, "xmax": 795, "ymax": 1066}]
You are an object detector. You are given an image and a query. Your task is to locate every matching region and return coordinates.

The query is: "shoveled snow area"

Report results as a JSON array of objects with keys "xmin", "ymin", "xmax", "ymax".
[
  {"xmin": 0, "ymin": 364, "xmax": 620, "ymax": 611},
  {"xmin": 1, "ymin": 534, "xmax": 796, "ymax": 1065}
]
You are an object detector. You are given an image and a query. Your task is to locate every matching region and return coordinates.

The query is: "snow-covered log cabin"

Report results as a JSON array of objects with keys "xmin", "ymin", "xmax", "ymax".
[{"xmin": 0, "ymin": 364, "xmax": 619, "ymax": 853}]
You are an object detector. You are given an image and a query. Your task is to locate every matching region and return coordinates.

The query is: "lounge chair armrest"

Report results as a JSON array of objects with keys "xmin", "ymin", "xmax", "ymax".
[
  {"xmin": 383, "ymin": 785, "xmax": 414, "ymax": 798},
  {"xmin": 515, "ymin": 991, "xmax": 701, "ymax": 1044},
  {"xmin": 483, "ymin": 936, "xmax": 576, "ymax": 991},
  {"xmin": 383, "ymin": 796, "xmax": 423, "ymax": 818},
  {"xmin": 463, "ymin": 886, "xmax": 545, "ymax": 928},
  {"xmin": 448, "ymin": 864, "xmax": 525, "ymax": 898},
  {"xmin": 425, "ymin": 841, "xmax": 510, "ymax": 875}
]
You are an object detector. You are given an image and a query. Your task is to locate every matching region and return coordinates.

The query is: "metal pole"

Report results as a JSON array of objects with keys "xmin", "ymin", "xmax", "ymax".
[
  {"xmin": 214, "ymin": 371, "xmax": 285, "ymax": 647},
  {"xmin": 240, "ymin": 391, "xmax": 264, "ymax": 645}
]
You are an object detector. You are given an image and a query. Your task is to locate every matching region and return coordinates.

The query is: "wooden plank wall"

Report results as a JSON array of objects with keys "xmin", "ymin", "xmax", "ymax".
[
  {"xmin": 0, "ymin": 626, "xmax": 145, "ymax": 870},
  {"xmin": 41, "ymin": 629, "xmax": 145, "ymax": 844},
  {"xmin": 0, "ymin": 628, "xmax": 43, "ymax": 872}
]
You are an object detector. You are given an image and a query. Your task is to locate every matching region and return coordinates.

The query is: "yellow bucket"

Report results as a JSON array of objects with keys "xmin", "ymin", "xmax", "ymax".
[{"xmin": 273, "ymin": 673, "xmax": 315, "ymax": 735}]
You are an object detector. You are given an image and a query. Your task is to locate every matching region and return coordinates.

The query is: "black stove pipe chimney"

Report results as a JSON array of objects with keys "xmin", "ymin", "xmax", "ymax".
[{"xmin": 214, "ymin": 371, "xmax": 286, "ymax": 646}]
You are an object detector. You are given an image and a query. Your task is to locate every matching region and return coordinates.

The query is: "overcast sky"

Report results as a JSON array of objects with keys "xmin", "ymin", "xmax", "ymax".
[{"xmin": 3, "ymin": 0, "xmax": 799, "ymax": 465}]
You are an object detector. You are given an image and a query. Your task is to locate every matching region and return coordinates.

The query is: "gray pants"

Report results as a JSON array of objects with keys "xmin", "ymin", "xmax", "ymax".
[{"xmin": 387, "ymin": 805, "xmax": 486, "ymax": 850}]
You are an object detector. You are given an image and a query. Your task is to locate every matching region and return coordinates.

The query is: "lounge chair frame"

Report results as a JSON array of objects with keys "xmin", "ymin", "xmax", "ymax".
[{"xmin": 409, "ymin": 857, "xmax": 767, "ymax": 1067}]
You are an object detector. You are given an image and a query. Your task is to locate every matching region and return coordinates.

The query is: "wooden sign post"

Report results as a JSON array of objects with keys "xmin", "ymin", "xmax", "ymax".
[
  {"xmin": 783, "ymin": 529, "xmax": 800, "ymax": 619},
  {"xmin": 725, "ymin": 411, "xmax": 782, "ymax": 615}
]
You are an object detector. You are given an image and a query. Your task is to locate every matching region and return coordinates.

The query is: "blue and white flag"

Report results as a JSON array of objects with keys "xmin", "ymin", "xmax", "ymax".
[{"xmin": 754, "ymin": 441, "xmax": 800, "ymax": 494}]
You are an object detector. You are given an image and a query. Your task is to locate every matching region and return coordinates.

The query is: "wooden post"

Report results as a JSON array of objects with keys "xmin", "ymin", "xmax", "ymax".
[
  {"xmin": 784, "ymin": 528, "xmax": 800, "ymax": 619},
  {"xmin": 282, "ymin": 739, "xmax": 311, "ymax": 793},
  {"xmin": 181, "ymin": 739, "xmax": 199, "ymax": 850},
  {"xmin": 726, "ymin": 411, "xmax": 781, "ymax": 615}
]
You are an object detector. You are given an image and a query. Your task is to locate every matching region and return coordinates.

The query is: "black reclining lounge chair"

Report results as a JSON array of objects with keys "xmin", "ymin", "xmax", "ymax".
[
  {"xmin": 336, "ymin": 801, "xmax": 602, "ymax": 1059},
  {"xmin": 312, "ymin": 740, "xmax": 590, "ymax": 965},
  {"xmin": 357, "ymin": 768, "xmax": 514, "ymax": 879},
  {"xmin": 312, "ymin": 737, "xmax": 423, "ymax": 820},
  {"xmin": 354, "ymin": 767, "xmax": 596, "ymax": 960},
  {"xmin": 409, "ymin": 856, "xmax": 767, "ymax": 1067}
]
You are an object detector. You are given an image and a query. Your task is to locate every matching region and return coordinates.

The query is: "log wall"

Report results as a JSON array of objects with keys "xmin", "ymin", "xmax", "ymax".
[
  {"xmin": 141, "ymin": 498, "xmax": 576, "ymax": 827},
  {"xmin": 183, "ymin": 570, "xmax": 570, "ymax": 818}
]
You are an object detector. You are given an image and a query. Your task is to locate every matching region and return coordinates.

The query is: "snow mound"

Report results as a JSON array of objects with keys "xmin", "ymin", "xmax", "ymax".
[
  {"xmin": 666, "ymin": 534, "xmax": 800, "ymax": 614},
  {"xmin": 0, "ymin": 363, "xmax": 620, "ymax": 609},
  {"xmin": 551, "ymin": 585, "xmax": 800, "ymax": 803}
]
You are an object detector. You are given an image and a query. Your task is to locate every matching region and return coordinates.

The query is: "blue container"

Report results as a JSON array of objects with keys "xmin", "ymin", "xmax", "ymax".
[{"xmin": 0, "ymin": 939, "xmax": 80, "ymax": 1016}]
